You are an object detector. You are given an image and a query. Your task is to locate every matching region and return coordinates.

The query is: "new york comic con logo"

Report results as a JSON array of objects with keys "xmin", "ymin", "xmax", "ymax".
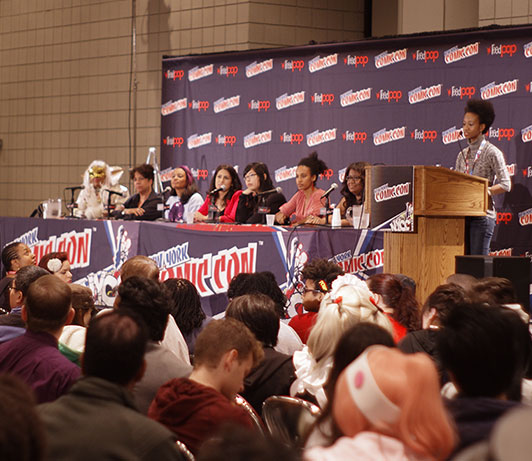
[
  {"xmin": 306, "ymin": 128, "xmax": 337, "ymax": 147},
  {"xmin": 332, "ymin": 248, "xmax": 384, "ymax": 273},
  {"xmin": 308, "ymin": 54, "xmax": 338, "ymax": 73},
  {"xmin": 187, "ymin": 132, "xmax": 212, "ymax": 149},
  {"xmin": 444, "ymin": 42, "xmax": 479, "ymax": 64},
  {"xmin": 344, "ymin": 54, "xmax": 369, "ymax": 67},
  {"xmin": 276, "ymin": 91, "xmax": 305, "ymax": 110},
  {"xmin": 188, "ymin": 64, "xmax": 214, "ymax": 82},
  {"xmin": 158, "ymin": 243, "xmax": 258, "ymax": 297},
  {"xmin": 518, "ymin": 208, "xmax": 532, "ymax": 226},
  {"xmin": 340, "ymin": 88, "xmax": 371, "ymax": 107},
  {"xmin": 374, "ymin": 48, "xmax": 407, "ymax": 68},
  {"xmin": 217, "ymin": 65, "xmax": 238, "ymax": 77},
  {"xmin": 408, "ymin": 84, "xmax": 442, "ymax": 104},
  {"xmin": 373, "ymin": 127, "xmax": 406, "ymax": 146},
  {"xmin": 525, "ymin": 41, "xmax": 532, "ymax": 58},
  {"xmin": 522, "ymin": 124, "xmax": 532, "ymax": 143},
  {"xmin": 246, "ymin": 59, "xmax": 273, "ymax": 78},
  {"xmin": 244, "ymin": 130, "xmax": 272, "ymax": 149},
  {"xmin": 412, "ymin": 49, "xmax": 439, "ymax": 62},
  {"xmin": 213, "ymin": 95, "xmax": 240, "ymax": 114},
  {"xmin": 480, "ymin": 79, "xmax": 518, "ymax": 100},
  {"xmin": 441, "ymin": 126, "xmax": 465, "ymax": 145},
  {"xmin": 374, "ymin": 182, "xmax": 411, "ymax": 202},
  {"xmin": 487, "ymin": 43, "xmax": 517, "ymax": 57},
  {"xmin": 161, "ymin": 98, "xmax": 187, "ymax": 116}
]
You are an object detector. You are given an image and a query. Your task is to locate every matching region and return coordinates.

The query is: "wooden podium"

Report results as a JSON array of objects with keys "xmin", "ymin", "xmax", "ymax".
[{"xmin": 380, "ymin": 166, "xmax": 488, "ymax": 303}]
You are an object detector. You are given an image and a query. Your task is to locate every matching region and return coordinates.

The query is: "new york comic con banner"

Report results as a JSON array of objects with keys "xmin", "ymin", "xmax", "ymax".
[
  {"xmin": 0, "ymin": 217, "xmax": 383, "ymax": 314},
  {"xmin": 161, "ymin": 25, "xmax": 532, "ymax": 259}
]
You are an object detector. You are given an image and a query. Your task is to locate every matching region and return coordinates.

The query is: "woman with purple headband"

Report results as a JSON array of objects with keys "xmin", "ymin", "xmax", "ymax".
[{"xmin": 164, "ymin": 166, "xmax": 203, "ymax": 223}]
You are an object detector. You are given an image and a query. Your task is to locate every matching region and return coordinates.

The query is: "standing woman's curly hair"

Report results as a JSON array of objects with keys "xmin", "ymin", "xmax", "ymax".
[
  {"xmin": 367, "ymin": 273, "xmax": 420, "ymax": 332},
  {"xmin": 209, "ymin": 164, "xmax": 242, "ymax": 206},
  {"xmin": 298, "ymin": 152, "xmax": 328, "ymax": 184},
  {"xmin": 163, "ymin": 278, "xmax": 206, "ymax": 336}
]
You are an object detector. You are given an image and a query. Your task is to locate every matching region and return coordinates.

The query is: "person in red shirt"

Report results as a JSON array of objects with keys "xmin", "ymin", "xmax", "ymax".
[
  {"xmin": 148, "ymin": 318, "xmax": 263, "ymax": 455},
  {"xmin": 289, "ymin": 258, "xmax": 344, "ymax": 344}
]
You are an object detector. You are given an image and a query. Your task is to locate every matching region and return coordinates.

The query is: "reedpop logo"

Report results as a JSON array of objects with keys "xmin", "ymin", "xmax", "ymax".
[
  {"xmin": 410, "ymin": 129, "xmax": 438, "ymax": 143},
  {"xmin": 448, "ymin": 86, "xmax": 476, "ymax": 99}
]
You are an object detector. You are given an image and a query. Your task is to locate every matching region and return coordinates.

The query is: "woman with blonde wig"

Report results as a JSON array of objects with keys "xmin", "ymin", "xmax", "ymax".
[
  {"xmin": 290, "ymin": 274, "xmax": 393, "ymax": 407},
  {"xmin": 305, "ymin": 346, "xmax": 456, "ymax": 461}
]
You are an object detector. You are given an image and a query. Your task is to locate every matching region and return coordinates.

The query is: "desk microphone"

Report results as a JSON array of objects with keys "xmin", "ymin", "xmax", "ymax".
[
  {"xmin": 321, "ymin": 183, "xmax": 338, "ymax": 199},
  {"xmin": 209, "ymin": 185, "xmax": 226, "ymax": 195}
]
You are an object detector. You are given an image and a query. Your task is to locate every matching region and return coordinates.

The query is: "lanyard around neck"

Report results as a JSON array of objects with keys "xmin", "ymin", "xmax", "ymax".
[{"xmin": 465, "ymin": 138, "xmax": 487, "ymax": 175}]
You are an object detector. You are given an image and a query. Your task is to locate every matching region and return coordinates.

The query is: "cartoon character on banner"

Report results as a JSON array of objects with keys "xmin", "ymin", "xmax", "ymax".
[
  {"xmin": 77, "ymin": 225, "xmax": 132, "ymax": 307},
  {"xmin": 283, "ymin": 236, "xmax": 309, "ymax": 318}
]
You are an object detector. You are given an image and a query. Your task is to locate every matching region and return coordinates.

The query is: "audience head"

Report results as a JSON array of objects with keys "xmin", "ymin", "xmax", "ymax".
[
  {"xmin": 116, "ymin": 276, "xmax": 170, "ymax": 342},
  {"xmin": 464, "ymin": 99, "xmax": 495, "ymax": 134},
  {"xmin": 333, "ymin": 346, "xmax": 455, "ymax": 460},
  {"xmin": 2, "ymin": 242, "xmax": 35, "ymax": 274},
  {"xmin": 307, "ymin": 274, "xmax": 393, "ymax": 366},
  {"xmin": 445, "ymin": 273, "xmax": 477, "ymax": 292},
  {"xmin": 38, "ymin": 252, "xmax": 72, "ymax": 283},
  {"xmin": 210, "ymin": 164, "xmax": 242, "ymax": 201},
  {"xmin": 120, "ymin": 255, "xmax": 159, "ymax": 282},
  {"xmin": 193, "ymin": 318, "xmax": 263, "ymax": 398},
  {"xmin": 471, "ymin": 277, "xmax": 518, "ymax": 305},
  {"xmin": 0, "ymin": 374, "xmax": 45, "ymax": 461},
  {"xmin": 23, "ymin": 275, "xmax": 73, "ymax": 333},
  {"xmin": 9, "ymin": 265, "xmax": 49, "ymax": 309},
  {"xmin": 83, "ymin": 310, "xmax": 149, "ymax": 386},
  {"xmin": 70, "ymin": 284, "xmax": 96, "ymax": 327},
  {"xmin": 228, "ymin": 271, "xmax": 287, "ymax": 319},
  {"xmin": 163, "ymin": 278, "xmax": 206, "ymax": 336},
  {"xmin": 242, "ymin": 162, "xmax": 274, "ymax": 193},
  {"xmin": 301, "ymin": 258, "xmax": 344, "ymax": 312},
  {"xmin": 226, "ymin": 294, "xmax": 280, "ymax": 348},
  {"xmin": 367, "ymin": 273, "xmax": 420, "ymax": 331},
  {"xmin": 421, "ymin": 283, "xmax": 469, "ymax": 329},
  {"xmin": 437, "ymin": 303, "xmax": 530, "ymax": 399}
]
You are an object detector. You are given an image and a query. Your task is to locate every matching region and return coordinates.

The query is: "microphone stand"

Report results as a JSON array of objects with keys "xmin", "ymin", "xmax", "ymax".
[{"xmin": 324, "ymin": 195, "xmax": 332, "ymax": 225}]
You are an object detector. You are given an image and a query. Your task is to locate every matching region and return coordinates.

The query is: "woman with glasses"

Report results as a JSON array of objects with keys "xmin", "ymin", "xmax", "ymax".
[
  {"xmin": 115, "ymin": 163, "xmax": 162, "ymax": 221},
  {"xmin": 235, "ymin": 162, "xmax": 286, "ymax": 224},
  {"xmin": 337, "ymin": 161, "xmax": 369, "ymax": 227}
]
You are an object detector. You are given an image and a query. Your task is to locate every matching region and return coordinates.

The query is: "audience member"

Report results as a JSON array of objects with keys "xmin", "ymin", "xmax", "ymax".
[
  {"xmin": 0, "ymin": 275, "xmax": 80, "ymax": 403},
  {"xmin": 198, "ymin": 424, "xmax": 299, "ymax": 461},
  {"xmin": 306, "ymin": 322, "xmax": 395, "ymax": 448},
  {"xmin": 227, "ymin": 271, "xmax": 303, "ymax": 355},
  {"xmin": 117, "ymin": 255, "xmax": 190, "ymax": 364},
  {"xmin": 0, "ymin": 242, "xmax": 36, "ymax": 313},
  {"xmin": 38, "ymin": 252, "xmax": 73, "ymax": 283},
  {"xmin": 304, "ymin": 346, "xmax": 456, "ymax": 461},
  {"xmin": 289, "ymin": 258, "xmax": 344, "ymax": 343},
  {"xmin": 164, "ymin": 278, "xmax": 211, "ymax": 355},
  {"xmin": 38, "ymin": 310, "xmax": 184, "ymax": 460},
  {"xmin": 0, "ymin": 374, "xmax": 45, "ymax": 461},
  {"xmin": 291, "ymin": 274, "xmax": 393, "ymax": 407},
  {"xmin": 226, "ymin": 294, "xmax": 295, "ymax": 415},
  {"xmin": 149, "ymin": 318, "xmax": 264, "ymax": 455},
  {"xmin": 367, "ymin": 273, "xmax": 420, "ymax": 341},
  {"xmin": 445, "ymin": 273, "xmax": 477, "ymax": 292},
  {"xmin": 0, "ymin": 266, "xmax": 48, "ymax": 343},
  {"xmin": 437, "ymin": 303, "xmax": 528, "ymax": 455},
  {"xmin": 398, "ymin": 283, "xmax": 468, "ymax": 385},
  {"xmin": 116, "ymin": 276, "xmax": 192, "ymax": 414},
  {"xmin": 59, "ymin": 284, "xmax": 96, "ymax": 354}
]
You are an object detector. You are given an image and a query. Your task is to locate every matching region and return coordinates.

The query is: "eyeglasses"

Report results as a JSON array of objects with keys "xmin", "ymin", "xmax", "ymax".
[
  {"xmin": 303, "ymin": 287, "xmax": 322, "ymax": 294},
  {"xmin": 244, "ymin": 173, "xmax": 258, "ymax": 181},
  {"xmin": 8, "ymin": 282, "xmax": 20, "ymax": 292},
  {"xmin": 346, "ymin": 176, "xmax": 362, "ymax": 183}
]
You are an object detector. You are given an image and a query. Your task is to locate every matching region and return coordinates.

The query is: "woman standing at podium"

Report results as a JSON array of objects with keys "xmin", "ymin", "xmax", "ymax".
[{"xmin": 455, "ymin": 99, "xmax": 511, "ymax": 255}]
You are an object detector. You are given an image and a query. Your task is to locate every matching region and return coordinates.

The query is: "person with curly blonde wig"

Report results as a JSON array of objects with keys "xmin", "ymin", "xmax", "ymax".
[{"xmin": 290, "ymin": 274, "xmax": 393, "ymax": 407}]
